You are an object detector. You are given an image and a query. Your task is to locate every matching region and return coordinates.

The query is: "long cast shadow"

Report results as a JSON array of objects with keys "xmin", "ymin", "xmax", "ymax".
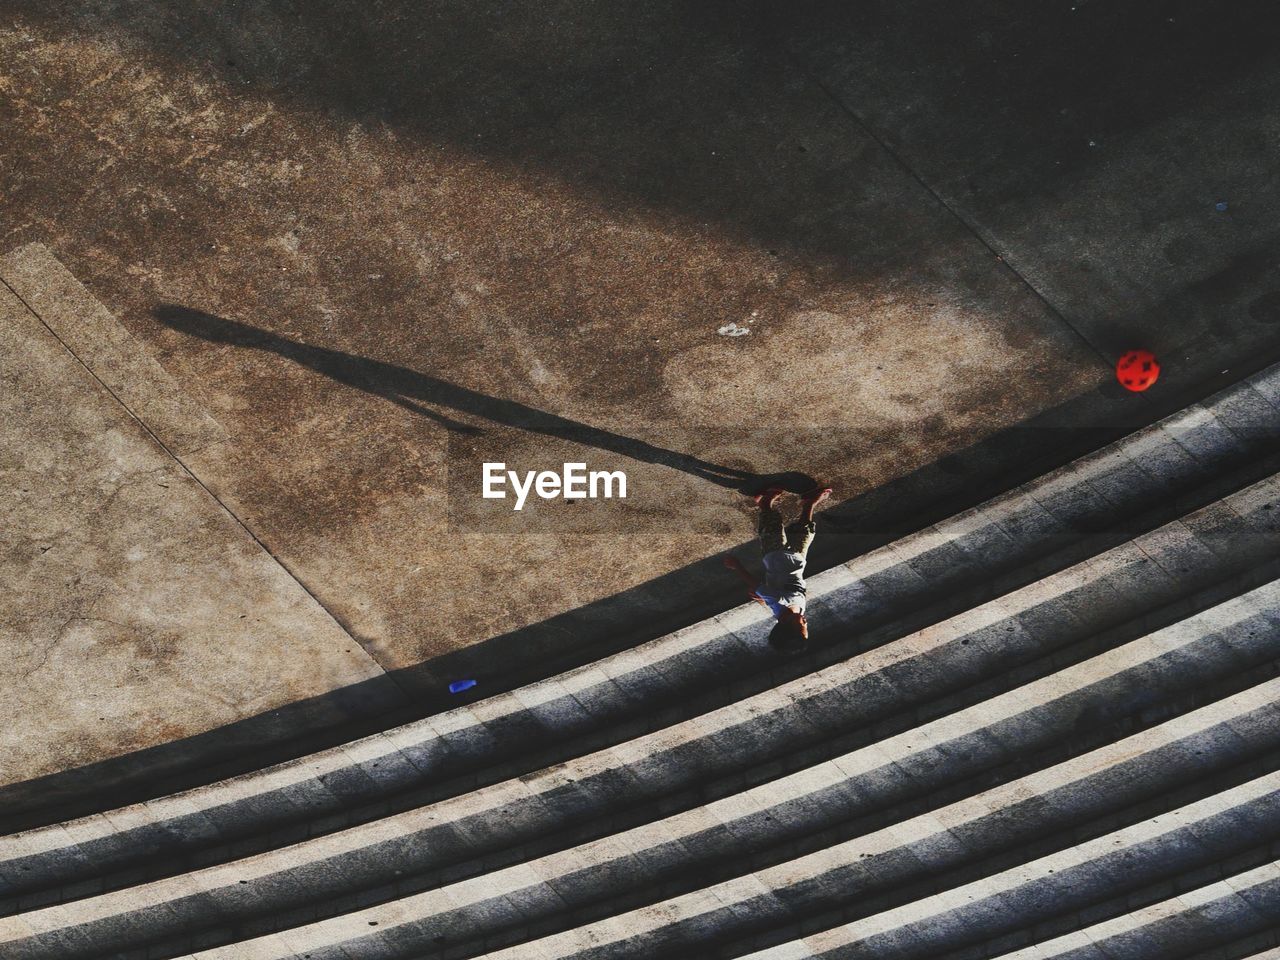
[{"xmin": 153, "ymin": 305, "xmax": 813, "ymax": 494}]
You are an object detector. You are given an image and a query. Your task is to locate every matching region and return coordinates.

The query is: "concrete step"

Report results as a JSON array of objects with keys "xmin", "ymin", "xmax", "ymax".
[
  {"xmin": 0, "ymin": 365, "xmax": 1276, "ymax": 960},
  {"xmin": 123, "ymin": 680, "xmax": 1277, "ymax": 960},
  {"xmin": 984, "ymin": 860, "xmax": 1280, "ymax": 960},
  {"xmin": 3, "ymin": 467, "xmax": 1277, "ymax": 925},
  {"xmin": 4, "ymin": 587, "xmax": 1279, "ymax": 959},
  {"xmin": 3, "ymin": 441, "xmax": 1277, "ymax": 918},
  {"xmin": 569, "ymin": 769, "xmax": 1280, "ymax": 960}
]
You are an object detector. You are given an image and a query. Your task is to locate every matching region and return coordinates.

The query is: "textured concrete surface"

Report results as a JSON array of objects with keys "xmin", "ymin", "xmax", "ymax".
[
  {"xmin": 3, "ymin": 1, "xmax": 1279, "ymax": 782},
  {"xmin": 0, "ymin": 244, "xmax": 226, "ymax": 457},
  {"xmin": 783, "ymin": 0, "xmax": 1280, "ymax": 373},
  {"xmin": 0, "ymin": 273, "xmax": 387, "ymax": 785},
  {"xmin": 0, "ymin": 3, "xmax": 1105, "ymax": 693}
]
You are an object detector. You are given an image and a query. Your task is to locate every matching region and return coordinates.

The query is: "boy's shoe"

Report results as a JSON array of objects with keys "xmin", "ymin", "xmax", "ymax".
[
  {"xmin": 800, "ymin": 485, "xmax": 833, "ymax": 506},
  {"xmin": 752, "ymin": 487, "xmax": 786, "ymax": 506}
]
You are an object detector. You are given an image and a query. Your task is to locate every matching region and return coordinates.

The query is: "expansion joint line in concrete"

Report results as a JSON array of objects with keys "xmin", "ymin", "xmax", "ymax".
[
  {"xmin": 0, "ymin": 274, "xmax": 397, "ymax": 686},
  {"xmin": 787, "ymin": 48, "xmax": 1119, "ymax": 379}
]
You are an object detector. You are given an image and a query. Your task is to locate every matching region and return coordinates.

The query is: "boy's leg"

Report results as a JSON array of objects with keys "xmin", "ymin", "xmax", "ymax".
[
  {"xmin": 788, "ymin": 486, "xmax": 831, "ymax": 557},
  {"xmin": 756, "ymin": 489, "xmax": 787, "ymax": 555},
  {"xmin": 758, "ymin": 505, "xmax": 787, "ymax": 555},
  {"xmin": 784, "ymin": 520, "xmax": 816, "ymax": 557}
]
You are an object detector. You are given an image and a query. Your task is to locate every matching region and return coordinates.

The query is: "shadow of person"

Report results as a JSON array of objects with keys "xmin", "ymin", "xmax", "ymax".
[{"xmin": 154, "ymin": 305, "xmax": 815, "ymax": 493}]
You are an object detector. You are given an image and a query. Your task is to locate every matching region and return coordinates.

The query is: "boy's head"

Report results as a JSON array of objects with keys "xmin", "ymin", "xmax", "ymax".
[{"xmin": 769, "ymin": 614, "xmax": 808, "ymax": 654}]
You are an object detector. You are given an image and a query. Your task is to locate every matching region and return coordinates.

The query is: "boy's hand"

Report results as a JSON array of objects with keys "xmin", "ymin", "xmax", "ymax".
[{"xmin": 723, "ymin": 555, "xmax": 760, "ymax": 592}]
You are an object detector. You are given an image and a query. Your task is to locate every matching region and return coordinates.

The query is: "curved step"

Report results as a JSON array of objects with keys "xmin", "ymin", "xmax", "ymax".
[
  {"xmin": 110, "ymin": 677, "xmax": 1275, "ymax": 960},
  {"xmin": 3, "ymin": 466, "xmax": 1277, "ymax": 928},
  {"xmin": 0, "ymin": 367, "xmax": 1277, "ymax": 960},
  {"xmin": 3, "ymin": 450, "xmax": 1277, "ymax": 919},
  {"xmin": 461, "ymin": 765, "xmax": 1280, "ymax": 960},
  {"xmin": 726, "ymin": 781, "xmax": 1280, "ymax": 960},
  {"xmin": 5, "ymin": 586, "xmax": 1279, "ymax": 959},
  {"xmin": 985, "ymin": 860, "xmax": 1280, "ymax": 960}
]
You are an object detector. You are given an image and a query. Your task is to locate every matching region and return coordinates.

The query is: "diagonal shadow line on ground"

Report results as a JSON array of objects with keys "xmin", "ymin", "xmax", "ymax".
[{"xmin": 7, "ymin": 1, "xmax": 1278, "ymax": 271}]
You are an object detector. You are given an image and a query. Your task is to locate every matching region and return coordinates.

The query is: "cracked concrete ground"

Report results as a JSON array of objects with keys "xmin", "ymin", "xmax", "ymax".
[
  {"xmin": 0, "ymin": 273, "xmax": 388, "ymax": 783},
  {"xmin": 1, "ymin": 1, "xmax": 1278, "ymax": 788}
]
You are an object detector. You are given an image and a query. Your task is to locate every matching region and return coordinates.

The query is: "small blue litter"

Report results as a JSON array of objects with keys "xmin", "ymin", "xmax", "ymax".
[
  {"xmin": 448, "ymin": 679, "xmax": 477, "ymax": 694},
  {"xmin": 1215, "ymin": 200, "xmax": 1228, "ymax": 212}
]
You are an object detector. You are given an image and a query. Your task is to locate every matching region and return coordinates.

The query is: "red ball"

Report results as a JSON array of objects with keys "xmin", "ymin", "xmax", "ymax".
[{"xmin": 1116, "ymin": 349, "xmax": 1160, "ymax": 392}]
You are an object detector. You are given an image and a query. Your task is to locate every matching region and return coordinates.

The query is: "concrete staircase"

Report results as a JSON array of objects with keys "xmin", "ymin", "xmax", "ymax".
[{"xmin": 2, "ymin": 364, "xmax": 1280, "ymax": 960}]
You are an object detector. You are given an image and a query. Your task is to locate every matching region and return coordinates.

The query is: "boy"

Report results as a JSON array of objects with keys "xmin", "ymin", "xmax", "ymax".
[{"xmin": 723, "ymin": 485, "xmax": 832, "ymax": 652}]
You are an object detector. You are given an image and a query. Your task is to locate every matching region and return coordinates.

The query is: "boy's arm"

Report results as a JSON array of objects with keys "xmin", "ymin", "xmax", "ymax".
[{"xmin": 722, "ymin": 555, "xmax": 765, "ymax": 602}]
